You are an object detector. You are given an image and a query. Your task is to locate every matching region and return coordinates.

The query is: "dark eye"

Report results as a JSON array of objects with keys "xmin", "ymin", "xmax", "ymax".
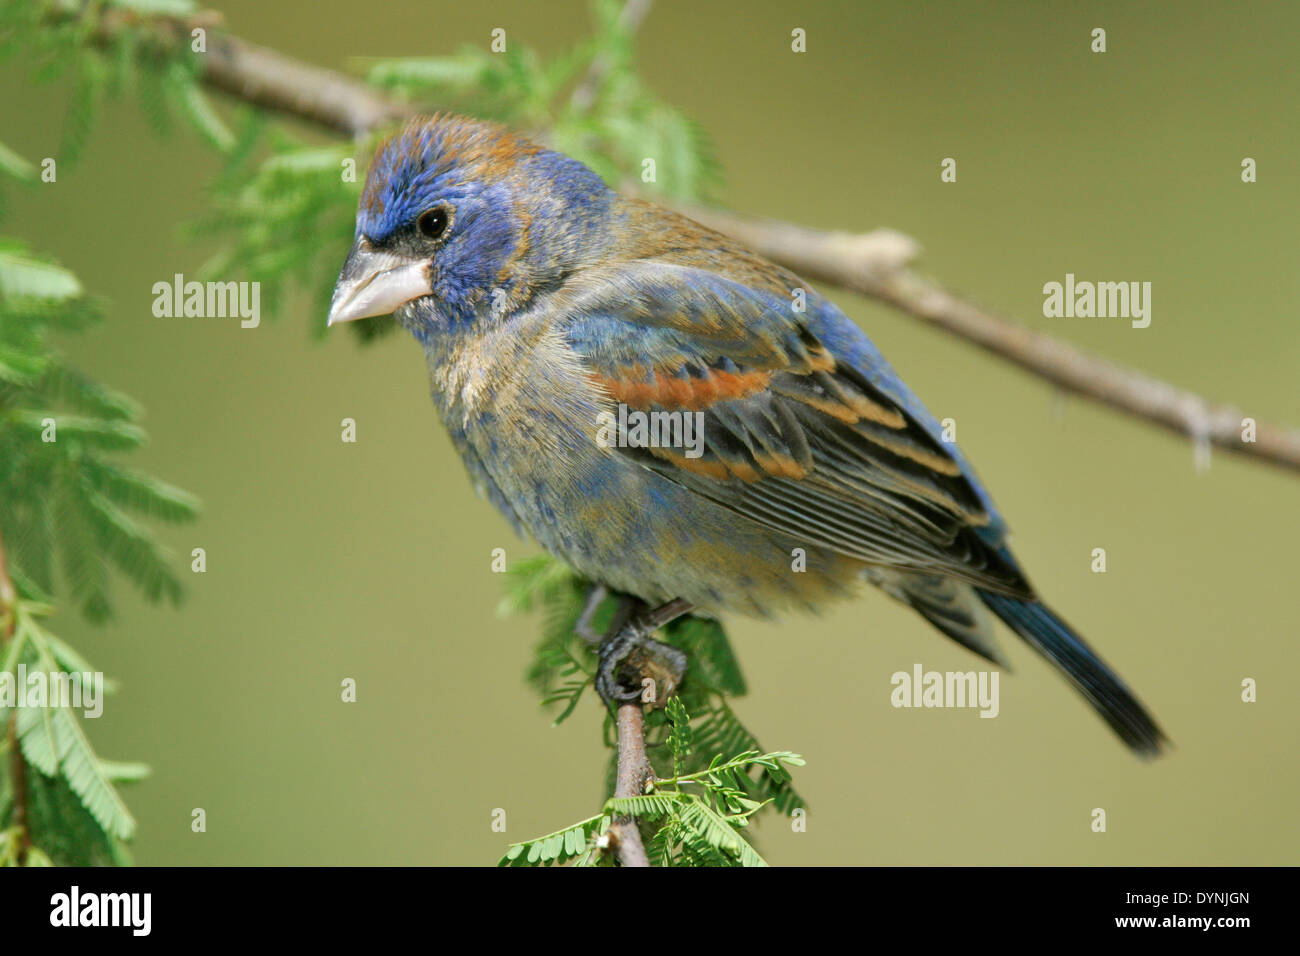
[{"xmin": 417, "ymin": 207, "xmax": 450, "ymax": 240}]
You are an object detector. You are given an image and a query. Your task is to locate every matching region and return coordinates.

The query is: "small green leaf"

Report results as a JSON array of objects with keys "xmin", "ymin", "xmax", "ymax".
[
  {"xmin": 0, "ymin": 248, "xmax": 83, "ymax": 301},
  {"xmin": 0, "ymin": 140, "xmax": 37, "ymax": 181}
]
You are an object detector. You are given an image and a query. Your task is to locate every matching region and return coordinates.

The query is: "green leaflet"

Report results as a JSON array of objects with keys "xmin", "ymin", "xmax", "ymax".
[
  {"xmin": 0, "ymin": 139, "xmax": 36, "ymax": 182},
  {"xmin": 0, "ymin": 247, "xmax": 83, "ymax": 301},
  {"xmin": 6, "ymin": 610, "xmax": 146, "ymax": 851},
  {"xmin": 498, "ymin": 814, "xmax": 611, "ymax": 868},
  {"xmin": 16, "ymin": 698, "xmax": 137, "ymax": 841}
]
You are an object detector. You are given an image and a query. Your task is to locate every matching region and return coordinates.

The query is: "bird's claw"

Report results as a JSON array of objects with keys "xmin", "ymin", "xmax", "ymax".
[{"xmin": 595, "ymin": 622, "xmax": 688, "ymax": 708}]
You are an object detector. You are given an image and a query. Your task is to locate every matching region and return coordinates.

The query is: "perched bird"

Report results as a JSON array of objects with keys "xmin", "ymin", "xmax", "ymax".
[{"xmin": 330, "ymin": 114, "xmax": 1165, "ymax": 756}]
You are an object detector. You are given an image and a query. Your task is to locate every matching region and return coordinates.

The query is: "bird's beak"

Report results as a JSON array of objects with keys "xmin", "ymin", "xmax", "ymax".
[{"xmin": 327, "ymin": 239, "xmax": 432, "ymax": 326}]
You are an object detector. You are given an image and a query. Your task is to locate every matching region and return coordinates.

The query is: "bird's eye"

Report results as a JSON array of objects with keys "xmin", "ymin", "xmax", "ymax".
[{"xmin": 417, "ymin": 207, "xmax": 450, "ymax": 240}]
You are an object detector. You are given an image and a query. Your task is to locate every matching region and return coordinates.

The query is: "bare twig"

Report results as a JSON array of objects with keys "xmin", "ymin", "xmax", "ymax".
[
  {"xmin": 200, "ymin": 33, "xmax": 411, "ymax": 137},
  {"xmin": 81, "ymin": 7, "xmax": 1300, "ymax": 472},
  {"xmin": 595, "ymin": 594, "xmax": 655, "ymax": 867},
  {"xmin": 610, "ymin": 702, "xmax": 652, "ymax": 867},
  {"xmin": 674, "ymin": 206, "xmax": 1300, "ymax": 473},
  {"xmin": 595, "ymin": 595, "xmax": 690, "ymax": 866},
  {"xmin": 93, "ymin": 9, "xmax": 409, "ymax": 137}
]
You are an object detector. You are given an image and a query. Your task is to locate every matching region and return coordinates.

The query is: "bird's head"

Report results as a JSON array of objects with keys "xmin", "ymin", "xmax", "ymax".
[{"xmin": 329, "ymin": 114, "xmax": 615, "ymax": 334}]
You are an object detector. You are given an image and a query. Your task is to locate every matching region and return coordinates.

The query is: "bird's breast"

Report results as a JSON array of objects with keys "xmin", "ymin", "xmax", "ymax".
[{"xmin": 422, "ymin": 313, "xmax": 865, "ymax": 616}]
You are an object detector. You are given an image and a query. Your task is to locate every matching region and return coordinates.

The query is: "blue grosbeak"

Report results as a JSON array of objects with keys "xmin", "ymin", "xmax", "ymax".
[{"xmin": 329, "ymin": 115, "xmax": 1165, "ymax": 756}]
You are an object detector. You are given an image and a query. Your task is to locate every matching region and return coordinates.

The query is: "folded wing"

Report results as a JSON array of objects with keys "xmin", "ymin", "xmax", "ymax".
[{"xmin": 558, "ymin": 259, "xmax": 1034, "ymax": 598}]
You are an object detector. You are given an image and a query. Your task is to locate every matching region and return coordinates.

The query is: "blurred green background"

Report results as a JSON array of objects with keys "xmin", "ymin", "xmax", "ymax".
[{"xmin": 2, "ymin": 0, "xmax": 1297, "ymax": 865}]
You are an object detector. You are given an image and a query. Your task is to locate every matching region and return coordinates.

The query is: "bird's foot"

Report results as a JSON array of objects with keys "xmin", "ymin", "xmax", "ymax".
[{"xmin": 594, "ymin": 598, "xmax": 692, "ymax": 708}]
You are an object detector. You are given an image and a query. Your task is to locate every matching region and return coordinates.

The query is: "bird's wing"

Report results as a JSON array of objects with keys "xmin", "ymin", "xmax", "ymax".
[{"xmin": 556, "ymin": 258, "xmax": 1033, "ymax": 597}]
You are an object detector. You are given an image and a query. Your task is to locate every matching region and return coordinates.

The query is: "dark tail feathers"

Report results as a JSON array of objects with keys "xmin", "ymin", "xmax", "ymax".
[{"xmin": 978, "ymin": 591, "xmax": 1166, "ymax": 757}]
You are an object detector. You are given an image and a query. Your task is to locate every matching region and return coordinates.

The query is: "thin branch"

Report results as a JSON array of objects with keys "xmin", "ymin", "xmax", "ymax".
[
  {"xmin": 200, "ymin": 33, "xmax": 412, "ymax": 138},
  {"xmin": 610, "ymin": 702, "xmax": 652, "ymax": 868},
  {"xmin": 597, "ymin": 595, "xmax": 689, "ymax": 866},
  {"xmin": 85, "ymin": 7, "xmax": 1299, "ymax": 473},
  {"xmin": 94, "ymin": 9, "xmax": 410, "ymax": 137},
  {"xmin": 595, "ymin": 594, "xmax": 656, "ymax": 868},
  {"xmin": 674, "ymin": 206, "xmax": 1300, "ymax": 473}
]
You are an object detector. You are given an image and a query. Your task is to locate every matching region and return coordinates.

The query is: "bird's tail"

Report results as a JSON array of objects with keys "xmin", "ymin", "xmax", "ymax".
[{"xmin": 978, "ymin": 591, "xmax": 1167, "ymax": 757}]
